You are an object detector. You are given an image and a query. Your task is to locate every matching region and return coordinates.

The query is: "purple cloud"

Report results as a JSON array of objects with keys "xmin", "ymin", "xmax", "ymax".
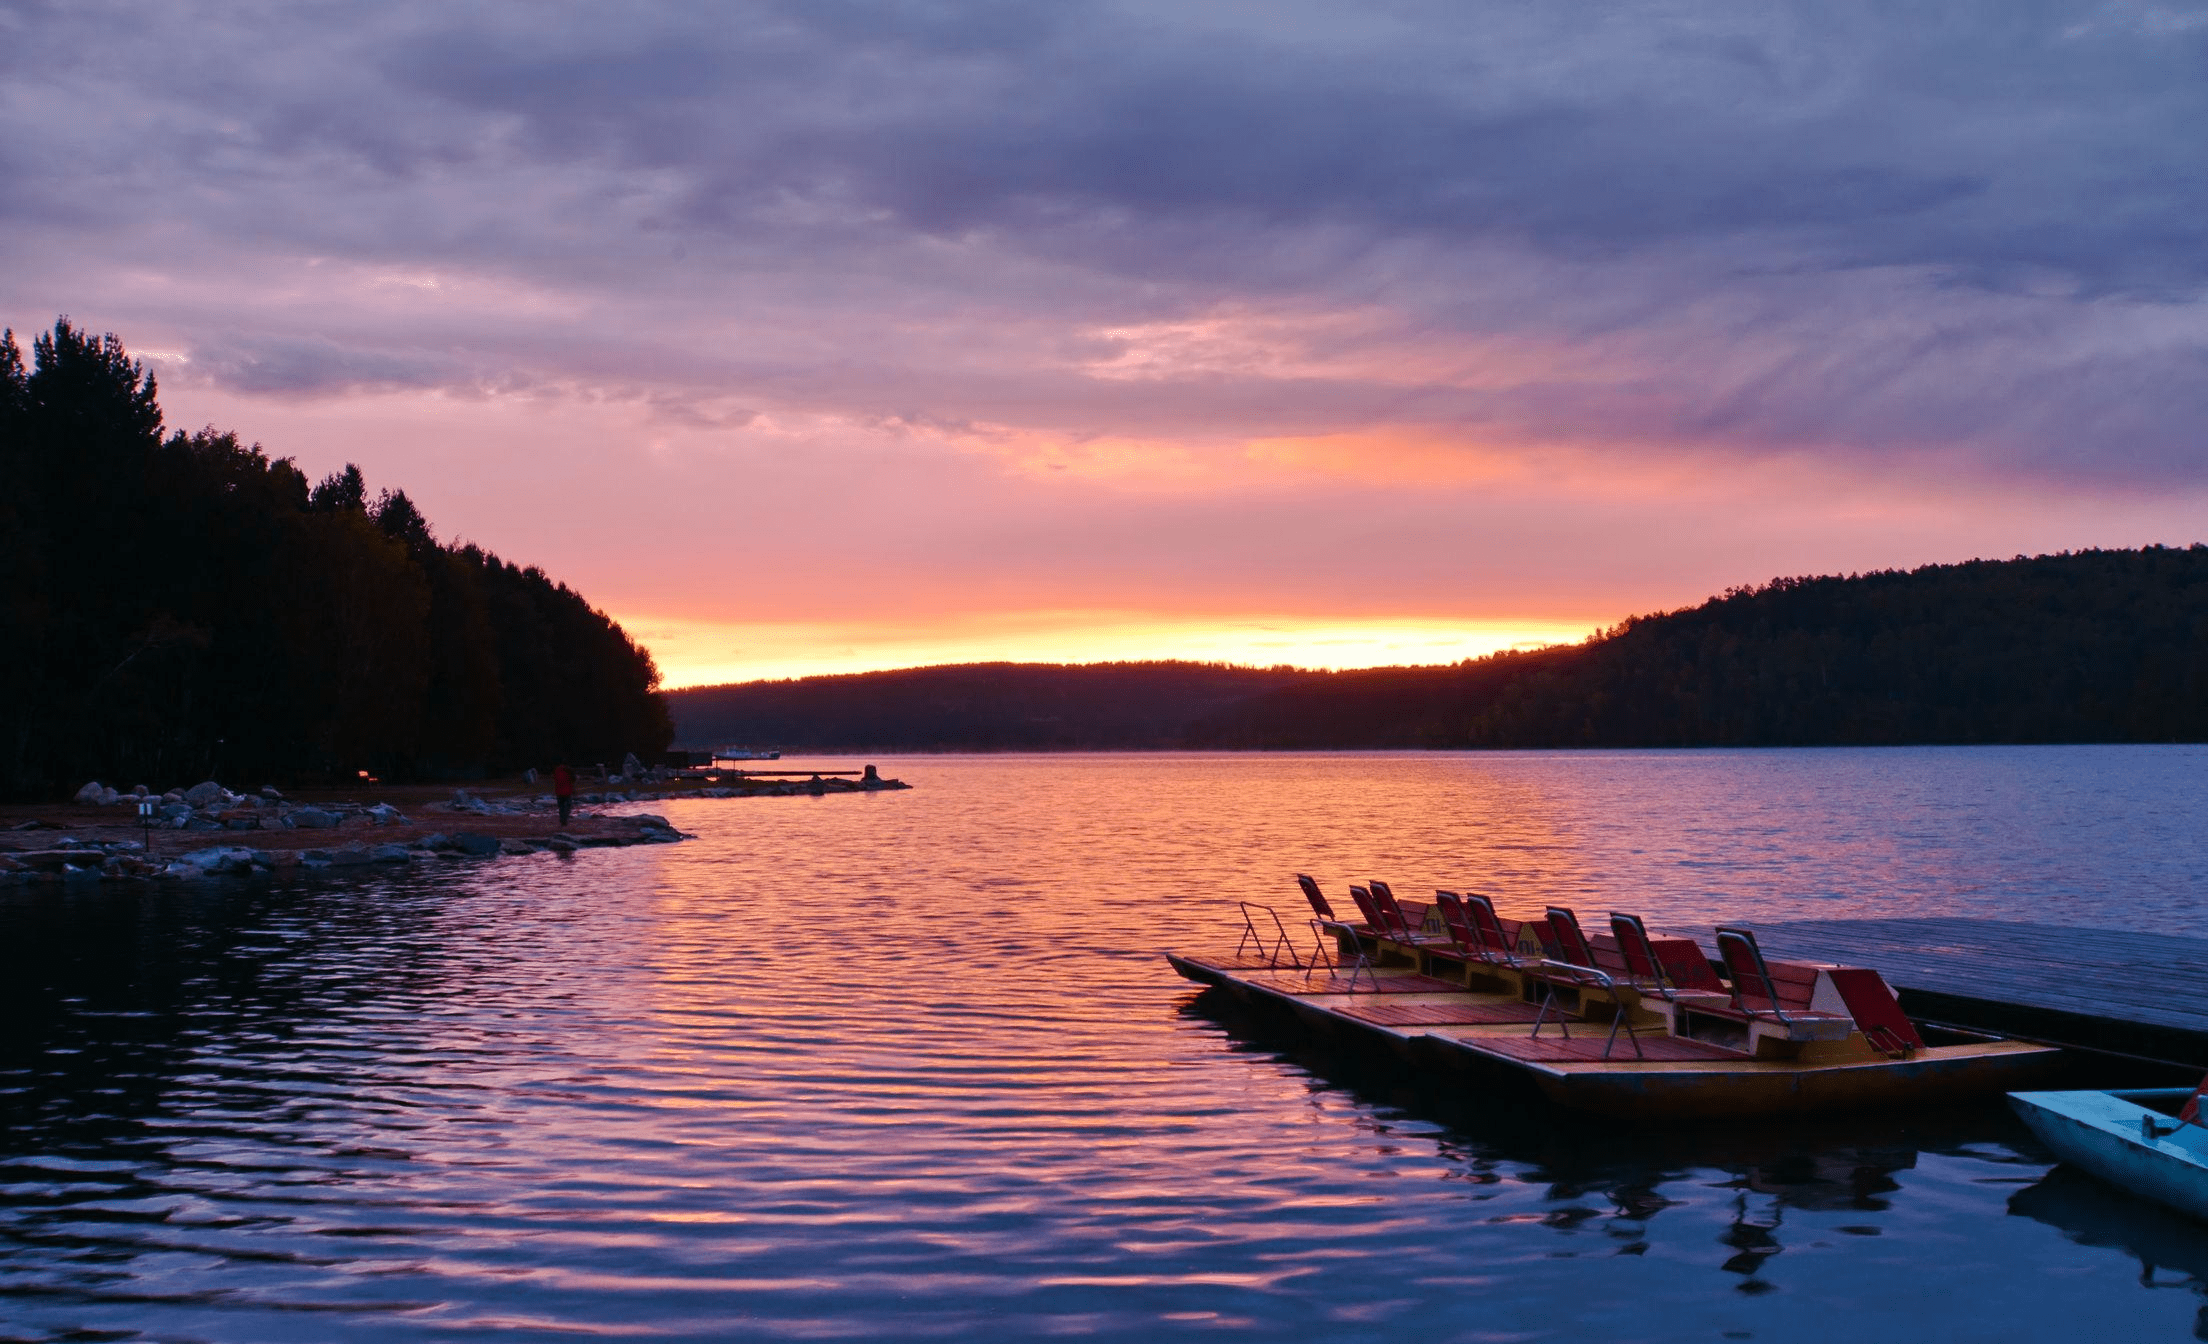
[{"xmin": 4, "ymin": 0, "xmax": 2206, "ymax": 498}]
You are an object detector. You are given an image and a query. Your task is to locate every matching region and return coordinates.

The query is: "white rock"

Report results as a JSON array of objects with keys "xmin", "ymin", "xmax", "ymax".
[{"xmin": 72, "ymin": 781, "xmax": 105, "ymax": 805}]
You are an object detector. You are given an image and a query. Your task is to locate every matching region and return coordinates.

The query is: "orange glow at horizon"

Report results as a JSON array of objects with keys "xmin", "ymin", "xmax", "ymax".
[{"xmin": 622, "ymin": 612, "xmax": 1609, "ymax": 689}]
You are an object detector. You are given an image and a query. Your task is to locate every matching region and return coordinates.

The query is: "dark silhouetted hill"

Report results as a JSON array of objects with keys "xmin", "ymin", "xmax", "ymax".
[
  {"xmin": 669, "ymin": 662, "xmax": 1310, "ymax": 751},
  {"xmin": 1451, "ymin": 547, "xmax": 2208, "ymax": 747},
  {"xmin": 671, "ymin": 547, "xmax": 2208, "ymax": 751}
]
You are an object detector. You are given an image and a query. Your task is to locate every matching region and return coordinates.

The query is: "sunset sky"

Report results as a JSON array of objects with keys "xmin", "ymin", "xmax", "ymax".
[{"xmin": 7, "ymin": 2, "xmax": 2206, "ymax": 687}]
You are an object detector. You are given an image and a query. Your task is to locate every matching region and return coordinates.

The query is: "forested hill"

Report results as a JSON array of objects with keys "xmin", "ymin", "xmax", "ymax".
[
  {"xmin": 670, "ymin": 546, "xmax": 2208, "ymax": 752},
  {"xmin": 0, "ymin": 319, "xmax": 671, "ymax": 798},
  {"xmin": 670, "ymin": 662, "xmax": 1311, "ymax": 751}
]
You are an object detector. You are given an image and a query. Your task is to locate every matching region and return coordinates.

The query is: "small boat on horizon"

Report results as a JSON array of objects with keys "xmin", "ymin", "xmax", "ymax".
[
  {"xmin": 1167, "ymin": 876, "xmax": 2066, "ymax": 1119},
  {"xmin": 713, "ymin": 747, "xmax": 782, "ymax": 762}
]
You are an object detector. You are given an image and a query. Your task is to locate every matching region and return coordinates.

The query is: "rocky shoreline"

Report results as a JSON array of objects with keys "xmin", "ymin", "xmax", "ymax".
[
  {"xmin": 2, "ymin": 821, "xmax": 684, "ymax": 884},
  {"xmin": 4, "ymin": 790, "xmax": 686, "ymax": 887},
  {"xmin": 5, "ymin": 765, "xmax": 911, "ymax": 887}
]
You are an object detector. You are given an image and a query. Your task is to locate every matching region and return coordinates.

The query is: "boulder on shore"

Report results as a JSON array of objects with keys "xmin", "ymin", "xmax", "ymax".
[
  {"xmin": 173, "ymin": 845, "xmax": 258, "ymax": 876},
  {"xmin": 183, "ymin": 781, "xmax": 228, "ymax": 808},
  {"xmin": 72, "ymin": 781, "xmax": 105, "ymax": 805}
]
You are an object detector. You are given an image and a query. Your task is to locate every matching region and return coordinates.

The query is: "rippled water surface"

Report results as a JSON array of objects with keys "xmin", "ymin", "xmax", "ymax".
[{"xmin": 8, "ymin": 747, "xmax": 2208, "ymax": 1342}]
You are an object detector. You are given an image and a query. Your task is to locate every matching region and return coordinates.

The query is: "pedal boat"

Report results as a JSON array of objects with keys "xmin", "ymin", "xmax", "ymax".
[
  {"xmin": 2010, "ymin": 1082, "xmax": 2208, "ymax": 1223},
  {"xmin": 1167, "ymin": 882, "xmax": 2065, "ymax": 1120}
]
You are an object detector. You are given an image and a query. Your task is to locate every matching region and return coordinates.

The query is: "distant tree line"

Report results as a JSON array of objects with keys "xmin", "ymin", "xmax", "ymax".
[
  {"xmin": 671, "ymin": 548, "xmax": 2208, "ymax": 752},
  {"xmin": 1467, "ymin": 549, "xmax": 2208, "ymax": 747},
  {"xmin": 671, "ymin": 662, "xmax": 1312, "ymax": 751},
  {"xmin": 0, "ymin": 319, "xmax": 671, "ymax": 798}
]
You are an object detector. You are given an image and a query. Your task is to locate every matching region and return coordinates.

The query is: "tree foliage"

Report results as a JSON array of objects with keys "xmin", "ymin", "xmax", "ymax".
[
  {"xmin": 1451, "ymin": 552, "xmax": 2208, "ymax": 747},
  {"xmin": 0, "ymin": 319, "xmax": 671, "ymax": 797},
  {"xmin": 670, "ymin": 552, "xmax": 2208, "ymax": 752},
  {"xmin": 671, "ymin": 662, "xmax": 1312, "ymax": 751}
]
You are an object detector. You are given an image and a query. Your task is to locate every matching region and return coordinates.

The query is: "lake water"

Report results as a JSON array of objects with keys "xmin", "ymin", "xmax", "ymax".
[{"xmin": 7, "ymin": 747, "xmax": 2208, "ymax": 1342}]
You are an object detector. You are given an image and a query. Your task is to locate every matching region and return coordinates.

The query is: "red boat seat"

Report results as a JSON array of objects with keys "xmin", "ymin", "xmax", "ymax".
[
  {"xmin": 1705, "ymin": 926, "xmax": 1916, "ymax": 1051},
  {"xmin": 1296, "ymin": 874, "xmax": 1369, "ymax": 934},
  {"xmin": 1443, "ymin": 891, "xmax": 1539, "ymax": 971},
  {"xmin": 1604, "ymin": 912, "xmax": 1730, "ymax": 1002},
  {"xmin": 1698, "ymin": 926, "xmax": 1852, "ymax": 1039},
  {"xmin": 1296, "ymin": 873, "xmax": 1378, "ymax": 983},
  {"xmin": 1821, "ymin": 966, "xmax": 1924, "ymax": 1056},
  {"xmin": 1733, "ymin": 957, "xmax": 1821, "ymax": 1014},
  {"xmin": 1369, "ymin": 879, "xmax": 1450, "ymax": 952},
  {"xmin": 2180, "ymin": 1075, "xmax": 2208, "ymax": 1126},
  {"xmin": 1601, "ymin": 921, "xmax": 1728, "ymax": 993}
]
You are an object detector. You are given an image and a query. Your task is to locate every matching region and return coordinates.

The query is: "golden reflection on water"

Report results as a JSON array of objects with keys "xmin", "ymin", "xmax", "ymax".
[{"xmin": 3, "ymin": 748, "xmax": 2207, "ymax": 1342}]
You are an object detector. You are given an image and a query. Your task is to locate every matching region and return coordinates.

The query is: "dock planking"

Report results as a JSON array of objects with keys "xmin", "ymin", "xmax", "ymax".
[{"xmin": 1741, "ymin": 917, "xmax": 2208, "ymax": 1069}]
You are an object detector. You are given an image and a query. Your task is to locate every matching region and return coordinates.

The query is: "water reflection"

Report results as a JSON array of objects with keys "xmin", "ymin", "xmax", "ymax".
[
  {"xmin": 1190, "ymin": 985, "xmax": 2039, "ymax": 1298},
  {"xmin": 2, "ymin": 751, "xmax": 2205, "ymax": 1341},
  {"xmin": 2012, "ymin": 1167, "xmax": 2208, "ymax": 1338}
]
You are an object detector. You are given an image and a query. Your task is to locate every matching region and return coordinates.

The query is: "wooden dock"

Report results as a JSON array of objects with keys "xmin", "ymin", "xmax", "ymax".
[{"xmin": 1744, "ymin": 917, "xmax": 2208, "ymax": 1069}]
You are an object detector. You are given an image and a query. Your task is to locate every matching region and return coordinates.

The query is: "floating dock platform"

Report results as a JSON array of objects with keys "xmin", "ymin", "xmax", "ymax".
[
  {"xmin": 1746, "ymin": 917, "xmax": 2208, "ymax": 1070},
  {"xmin": 1169, "ymin": 950, "xmax": 2064, "ymax": 1119}
]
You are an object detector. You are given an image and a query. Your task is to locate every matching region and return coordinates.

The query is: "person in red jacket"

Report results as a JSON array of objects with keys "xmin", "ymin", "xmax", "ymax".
[{"xmin": 553, "ymin": 763, "xmax": 575, "ymax": 827}]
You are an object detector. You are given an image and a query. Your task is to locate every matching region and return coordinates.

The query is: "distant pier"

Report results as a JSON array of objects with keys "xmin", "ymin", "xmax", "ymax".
[{"xmin": 1744, "ymin": 917, "xmax": 2208, "ymax": 1069}]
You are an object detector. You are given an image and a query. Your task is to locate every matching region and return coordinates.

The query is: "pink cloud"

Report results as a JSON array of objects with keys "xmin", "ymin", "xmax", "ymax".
[{"xmin": 8, "ymin": 3, "xmax": 2208, "ymax": 679}]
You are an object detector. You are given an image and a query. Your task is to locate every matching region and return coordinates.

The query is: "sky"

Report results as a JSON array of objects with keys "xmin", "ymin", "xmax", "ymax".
[{"xmin": 5, "ymin": 1, "xmax": 2207, "ymax": 687}]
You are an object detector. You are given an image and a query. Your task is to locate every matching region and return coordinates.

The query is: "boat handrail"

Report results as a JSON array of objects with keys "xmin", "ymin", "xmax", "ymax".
[
  {"xmin": 1235, "ymin": 901, "xmax": 1304, "ymax": 971},
  {"xmin": 1528, "ymin": 958, "xmax": 1645, "ymax": 1060}
]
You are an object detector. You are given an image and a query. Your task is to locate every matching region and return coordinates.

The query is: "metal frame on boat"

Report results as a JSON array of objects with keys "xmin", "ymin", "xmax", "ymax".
[{"xmin": 1170, "ymin": 875, "xmax": 2067, "ymax": 1119}]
